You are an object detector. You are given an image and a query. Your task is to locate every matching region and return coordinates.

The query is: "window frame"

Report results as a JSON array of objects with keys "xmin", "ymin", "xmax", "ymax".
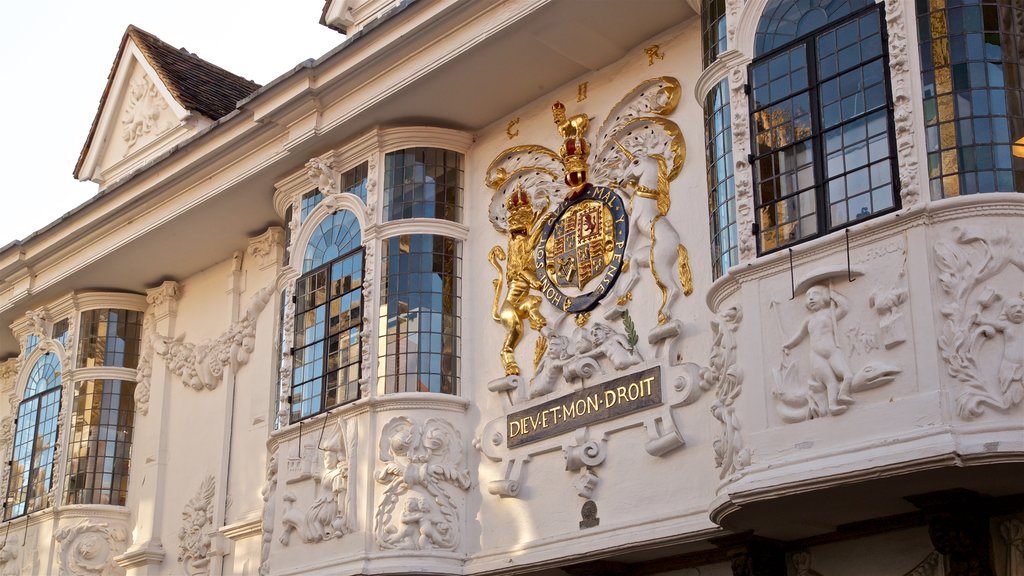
[{"xmin": 749, "ymin": 2, "xmax": 901, "ymax": 256}]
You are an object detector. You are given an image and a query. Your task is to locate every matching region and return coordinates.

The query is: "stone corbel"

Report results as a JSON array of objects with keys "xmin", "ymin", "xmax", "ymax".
[
  {"xmin": 563, "ymin": 428, "xmax": 606, "ymax": 471},
  {"xmin": 487, "ymin": 457, "xmax": 527, "ymax": 498}
]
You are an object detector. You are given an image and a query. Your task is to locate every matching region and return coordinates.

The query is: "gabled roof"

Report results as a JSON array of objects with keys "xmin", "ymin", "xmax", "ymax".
[{"xmin": 74, "ymin": 25, "xmax": 261, "ymax": 179}]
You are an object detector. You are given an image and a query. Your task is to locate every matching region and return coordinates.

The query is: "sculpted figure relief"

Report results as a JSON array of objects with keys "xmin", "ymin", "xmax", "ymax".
[
  {"xmin": 489, "ymin": 186, "xmax": 550, "ymax": 376},
  {"xmin": 279, "ymin": 424, "xmax": 355, "ymax": 545},
  {"xmin": 935, "ymin": 226, "xmax": 1024, "ymax": 417},
  {"xmin": 375, "ymin": 417, "xmax": 470, "ymax": 551},
  {"xmin": 772, "ymin": 269, "xmax": 902, "ymax": 423}
]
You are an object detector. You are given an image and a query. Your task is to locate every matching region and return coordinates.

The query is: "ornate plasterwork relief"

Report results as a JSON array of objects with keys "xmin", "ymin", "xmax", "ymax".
[
  {"xmin": 358, "ymin": 243, "xmax": 374, "ymax": 398},
  {"xmin": 277, "ymin": 285, "xmax": 296, "ymax": 426},
  {"xmin": 179, "ymin": 475, "xmax": 216, "ymax": 576},
  {"xmin": 121, "ymin": 74, "xmax": 171, "ymax": 155},
  {"xmin": 248, "ymin": 227, "xmax": 286, "ymax": 270},
  {"xmin": 55, "ymin": 521, "xmax": 128, "ymax": 576},
  {"xmin": 0, "ymin": 537, "xmax": 17, "ymax": 576},
  {"xmin": 771, "ymin": 267, "xmax": 903, "ymax": 422},
  {"xmin": 884, "ymin": 0, "xmax": 921, "ymax": 207},
  {"xmin": 259, "ymin": 451, "xmax": 277, "ymax": 576},
  {"xmin": 136, "ymin": 281, "xmax": 181, "ymax": 415},
  {"xmin": 279, "ymin": 422, "xmax": 356, "ymax": 545},
  {"xmin": 307, "ymin": 158, "xmax": 336, "ymax": 194},
  {"xmin": 375, "ymin": 417, "xmax": 470, "ymax": 551},
  {"xmin": 704, "ymin": 306, "xmax": 750, "ymax": 478},
  {"xmin": 151, "ymin": 284, "xmax": 274, "ymax": 392},
  {"xmin": 728, "ymin": 66, "xmax": 756, "ymax": 263},
  {"xmin": 935, "ymin": 227, "xmax": 1024, "ymax": 418}
]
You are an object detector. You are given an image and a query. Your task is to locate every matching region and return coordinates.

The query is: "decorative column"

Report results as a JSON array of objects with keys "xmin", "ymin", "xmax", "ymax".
[{"xmin": 116, "ymin": 281, "xmax": 180, "ymax": 574}]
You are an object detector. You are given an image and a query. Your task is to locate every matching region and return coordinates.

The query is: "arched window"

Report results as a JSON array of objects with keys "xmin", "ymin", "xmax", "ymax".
[
  {"xmin": 291, "ymin": 209, "xmax": 364, "ymax": 422},
  {"xmin": 750, "ymin": 0, "xmax": 899, "ymax": 252},
  {"xmin": 6, "ymin": 353, "xmax": 62, "ymax": 519}
]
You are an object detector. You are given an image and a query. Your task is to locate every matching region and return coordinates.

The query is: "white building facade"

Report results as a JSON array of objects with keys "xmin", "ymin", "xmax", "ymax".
[{"xmin": 0, "ymin": 1, "xmax": 1022, "ymax": 575}]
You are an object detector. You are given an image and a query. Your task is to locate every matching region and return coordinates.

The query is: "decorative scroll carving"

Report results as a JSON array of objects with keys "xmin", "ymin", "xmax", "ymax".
[
  {"xmin": 884, "ymin": 0, "xmax": 920, "ymax": 207},
  {"xmin": 279, "ymin": 422, "xmax": 356, "ymax": 545},
  {"xmin": 259, "ymin": 451, "xmax": 277, "ymax": 576},
  {"xmin": 248, "ymin": 227, "xmax": 286, "ymax": 270},
  {"xmin": 704, "ymin": 306, "xmax": 750, "ymax": 478},
  {"xmin": 771, "ymin": 269, "xmax": 902, "ymax": 422},
  {"xmin": 121, "ymin": 75, "xmax": 169, "ymax": 154},
  {"xmin": 25, "ymin": 309, "xmax": 49, "ymax": 339},
  {"xmin": 728, "ymin": 67, "xmax": 756, "ymax": 263},
  {"xmin": 55, "ymin": 520, "xmax": 128, "ymax": 576},
  {"xmin": 153, "ymin": 285, "xmax": 274, "ymax": 392},
  {"xmin": 375, "ymin": 417, "xmax": 470, "ymax": 551},
  {"xmin": 178, "ymin": 475, "xmax": 216, "ymax": 576},
  {"xmin": 935, "ymin": 227, "xmax": 1024, "ymax": 417},
  {"xmin": 136, "ymin": 281, "xmax": 181, "ymax": 415}
]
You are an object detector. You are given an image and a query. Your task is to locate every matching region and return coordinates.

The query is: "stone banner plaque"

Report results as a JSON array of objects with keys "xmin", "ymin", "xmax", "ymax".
[{"xmin": 507, "ymin": 366, "xmax": 661, "ymax": 448}]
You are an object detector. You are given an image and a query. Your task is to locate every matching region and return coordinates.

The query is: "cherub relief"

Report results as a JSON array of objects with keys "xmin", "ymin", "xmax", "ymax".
[{"xmin": 782, "ymin": 284, "xmax": 855, "ymax": 415}]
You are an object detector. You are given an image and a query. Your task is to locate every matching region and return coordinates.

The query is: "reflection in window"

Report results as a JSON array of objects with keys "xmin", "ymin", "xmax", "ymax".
[
  {"xmin": 292, "ymin": 210, "xmax": 364, "ymax": 422},
  {"xmin": 751, "ymin": 3, "xmax": 898, "ymax": 252},
  {"xmin": 52, "ymin": 318, "xmax": 70, "ymax": 347},
  {"xmin": 918, "ymin": 0, "xmax": 1024, "ymax": 195},
  {"xmin": 384, "ymin": 148, "xmax": 462, "ymax": 222},
  {"xmin": 303, "ymin": 210, "xmax": 362, "ymax": 273},
  {"xmin": 65, "ymin": 379, "xmax": 135, "ymax": 506},
  {"xmin": 299, "ymin": 162, "xmax": 370, "ymax": 222},
  {"xmin": 703, "ymin": 0, "xmax": 728, "ymax": 68},
  {"xmin": 6, "ymin": 354, "xmax": 62, "ymax": 519},
  {"xmin": 77, "ymin": 309, "xmax": 143, "ymax": 369},
  {"xmin": 378, "ymin": 235, "xmax": 460, "ymax": 395},
  {"xmin": 706, "ymin": 79, "xmax": 738, "ymax": 278}
]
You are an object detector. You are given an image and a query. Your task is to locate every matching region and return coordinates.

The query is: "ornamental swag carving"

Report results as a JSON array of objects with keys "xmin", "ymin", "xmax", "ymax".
[
  {"xmin": 55, "ymin": 520, "xmax": 128, "ymax": 576},
  {"xmin": 150, "ymin": 284, "xmax": 274, "ymax": 392},
  {"xmin": 704, "ymin": 306, "xmax": 750, "ymax": 478},
  {"xmin": 259, "ymin": 451, "xmax": 277, "ymax": 576},
  {"xmin": 935, "ymin": 227, "xmax": 1024, "ymax": 417},
  {"xmin": 179, "ymin": 475, "xmax": 216, "ymax": 576},
  {"xmin": 375, "ymin": 417, "xmax": 471, "ymax": 551}
]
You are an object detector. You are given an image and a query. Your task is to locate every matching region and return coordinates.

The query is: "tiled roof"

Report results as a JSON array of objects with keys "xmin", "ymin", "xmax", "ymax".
[{"xmin": 75, "ymin": 25, "xmax": 261, "ymax": 179}]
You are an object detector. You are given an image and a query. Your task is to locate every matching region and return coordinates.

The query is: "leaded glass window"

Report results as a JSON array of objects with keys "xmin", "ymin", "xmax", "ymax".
[
  {"xmin": 751, "ymin": 2, "xmax": 899, "ymax": 252},
  {"xmin": 65, "ymin": 379, "xmax": 135, "ymax": 506},
  {"xmin": 706, "ymin": 79, "xmax": 738, "ymax": 278},
  {"xmin": 291, "ymin": 210, "xmax": 364, "ymax": 422},
  {"xmin": 299, "ymin": 162, "xmax": 370, "ymax": 222},
  {"xmin": 77, "ymin": 309, "xmax": 143, "ymax": 369},
  {"xmin": 378, "ymin": 234, "xmax": 460, "ymax": 395},
  {"xmin": 383, "ymin": 148, "xmax": 463, "ymax": 222},
  {"xmin": 6, "ymin": 353, "xmax": 62, "ymax": 519},
  {"xmin": 918, "ymin": 0, "xmax": 1024, "ymax": 195},
  {"xmin": 303, "ymin": 210, "xmax": 362, "ymax": 273},
  {"xmin": 703, "ymin": 0, "xmax": 728, "ymax": 68}
]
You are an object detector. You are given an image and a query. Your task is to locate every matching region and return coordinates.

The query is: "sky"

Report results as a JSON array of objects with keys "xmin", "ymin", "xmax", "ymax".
[{"xmin": 0, "ymin": 1, "xmax": 344, "ymax": 247}]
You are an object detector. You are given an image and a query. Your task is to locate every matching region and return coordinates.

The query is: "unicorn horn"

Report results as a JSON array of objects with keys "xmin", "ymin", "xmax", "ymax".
[{"xmin": 613, "ymin": 139, "xmax": 635, "ymax": 162}]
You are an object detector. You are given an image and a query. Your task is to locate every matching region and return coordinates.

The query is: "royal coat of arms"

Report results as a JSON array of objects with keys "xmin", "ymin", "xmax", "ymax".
[{"xmin": 486, "ymin": 77, "xmax": 690, "ymax": 385}]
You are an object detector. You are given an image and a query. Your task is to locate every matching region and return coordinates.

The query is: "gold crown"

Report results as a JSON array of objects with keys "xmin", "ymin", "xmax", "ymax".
[{"xmin": 552, "ymin": 102, "xmax": 590, "ymax": 192}]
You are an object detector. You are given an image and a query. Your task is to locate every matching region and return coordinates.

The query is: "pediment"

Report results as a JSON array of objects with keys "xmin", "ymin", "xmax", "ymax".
[
  {"xmin": 76, "ymin": 37, "xmax": 199, "ymax": 188},
  {"xmin": 75, "ymin": 26, "xmax": 258, "ymax": 190}
]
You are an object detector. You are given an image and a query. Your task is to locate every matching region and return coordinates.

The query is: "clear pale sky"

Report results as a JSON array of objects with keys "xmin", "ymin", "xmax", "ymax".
[{"xmin": 0, "ymin": 1, "xmax": 344, "ymax": 247}]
